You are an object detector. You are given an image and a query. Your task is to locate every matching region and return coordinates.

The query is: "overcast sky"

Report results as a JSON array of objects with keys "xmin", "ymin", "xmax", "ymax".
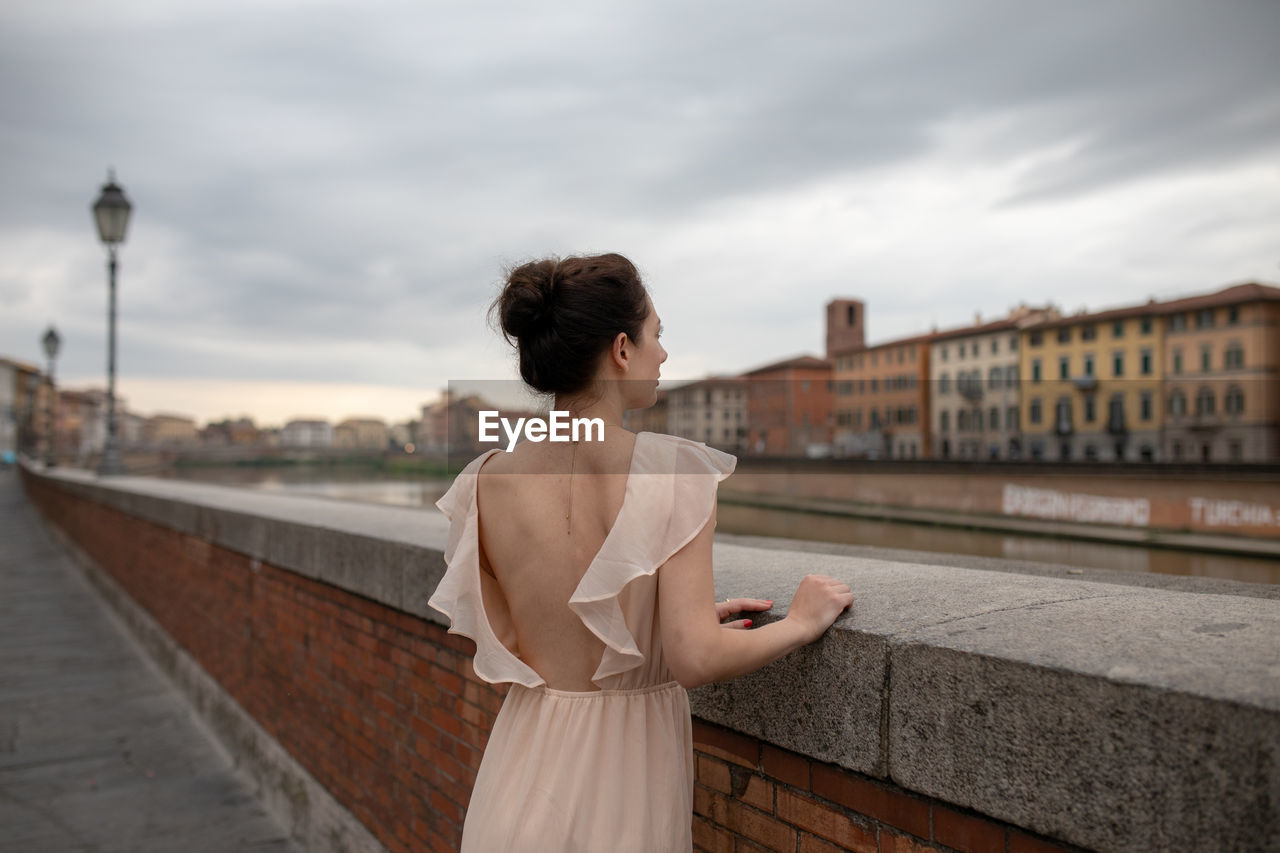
[{"xmin": 2, "ymin": 0, "xmax": 1277, "ymax": 427}]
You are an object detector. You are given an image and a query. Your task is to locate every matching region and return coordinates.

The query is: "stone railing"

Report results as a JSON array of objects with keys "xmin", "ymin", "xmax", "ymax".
[{"xmin": 19, "ymin": 465, "xmax": 1280, "ymax": 853}]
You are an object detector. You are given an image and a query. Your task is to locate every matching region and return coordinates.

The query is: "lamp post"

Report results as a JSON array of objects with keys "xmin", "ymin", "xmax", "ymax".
[
  {"xmin": 42, "ymin": 325, "xmax": 60, "ymax": 468},
  {"xmin": 92, "ymin": 170, "xmax": 132, "ymax": 475}
]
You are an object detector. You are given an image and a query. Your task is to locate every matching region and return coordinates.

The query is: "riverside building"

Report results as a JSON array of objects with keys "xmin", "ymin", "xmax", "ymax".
[
  {"xmin": 929, "ymin": 304, "xmax": 1058, "ymax": 460},
  {"xmin": 1159, "ymin": 282, "xmax": 1280, "ymax": 463},
  {"xmin": 1019, "ymin": 303, "xmax": 1164, "ymax": 463}
]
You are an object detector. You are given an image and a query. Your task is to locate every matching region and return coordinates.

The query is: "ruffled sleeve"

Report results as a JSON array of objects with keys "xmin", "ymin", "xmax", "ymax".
[
  {"xmin": 569, "ymin": 432, "xmax": 736, "ymax": 684},
  {"xmin": 427, "ymin": 450, "xmax": 546, "ymax": 688}
]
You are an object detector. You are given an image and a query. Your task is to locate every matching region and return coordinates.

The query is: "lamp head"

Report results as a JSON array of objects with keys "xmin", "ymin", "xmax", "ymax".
[
  {"xmin": 92, "ymin": 169, "xmax": 132, "ymax": 246},
  {"xmin": 42, "ymin": 326, "xmax": 60, "ymax": 360}
]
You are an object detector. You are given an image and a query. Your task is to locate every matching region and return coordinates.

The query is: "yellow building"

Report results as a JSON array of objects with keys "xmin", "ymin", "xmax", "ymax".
[
  {"xmin": 334, "ymin": 417, "xmax": 390, "ymax": 450},
  {"xmin": 144, "ymin": 413, "xmax": 199, "ymax": 447},
  {"xmin": 1019, "ymin": 304, "xmax": 1163, "ymax": 462}
]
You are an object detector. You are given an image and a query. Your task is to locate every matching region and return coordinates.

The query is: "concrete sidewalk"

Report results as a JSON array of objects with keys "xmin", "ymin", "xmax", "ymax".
[{"xmin": 0, "ymin": 468, "xmax": 300, "ymax": 852}]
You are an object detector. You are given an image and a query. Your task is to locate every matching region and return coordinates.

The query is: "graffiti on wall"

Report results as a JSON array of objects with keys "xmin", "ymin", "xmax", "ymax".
[
  {"xmin": 1188, "ymin": 497, "xmax": 1280, "ymax": 528},
  {"xmin": 1002, "ymin": 484, "xmax": 1151, "ymax": 527}
]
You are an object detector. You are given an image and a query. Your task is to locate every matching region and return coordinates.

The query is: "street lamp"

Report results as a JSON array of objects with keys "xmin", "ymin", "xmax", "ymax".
[
  {"xmin": 42, "ymin": 325, "xmax": 60, "ymax": 468},
  {"xmin": 92, "ymin": 170, "xmax": 132, "ymax": 475}
]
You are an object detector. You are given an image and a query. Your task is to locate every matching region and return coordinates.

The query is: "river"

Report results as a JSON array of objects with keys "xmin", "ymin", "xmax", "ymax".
[{"xmin": 159, "ymin": 467, "xmax": 1280, "ymax": 586}]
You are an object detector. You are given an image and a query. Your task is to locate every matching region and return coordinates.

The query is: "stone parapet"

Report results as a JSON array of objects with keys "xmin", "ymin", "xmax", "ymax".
[{"xmin": 22, "ymin": 466, "xmax": 1280, "ymax": 852}]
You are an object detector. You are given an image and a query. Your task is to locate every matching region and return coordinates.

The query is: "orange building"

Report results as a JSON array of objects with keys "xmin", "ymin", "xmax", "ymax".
[
  {"xmin": 742, "ymin": 355, "xmax": 833, "ymax": 456},
  {"xmin": 832, "ymin": 333, "xmax": 934, "ymax": 459},
  {"xmin": 1159, "ymin": 282, "xmax": 1280, "ymax": 463}
]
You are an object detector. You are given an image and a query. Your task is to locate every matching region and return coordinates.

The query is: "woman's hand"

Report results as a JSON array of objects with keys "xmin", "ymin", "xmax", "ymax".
[
  {"xmin": 784, "ymin": 575, "xmax": 855, "ymax": 642},
  {"xmin": 717, "ymin": 597, "xmax": 774, "ymax": 629}
]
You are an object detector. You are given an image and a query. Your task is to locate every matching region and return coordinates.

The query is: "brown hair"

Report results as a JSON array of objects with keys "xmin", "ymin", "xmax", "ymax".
[{"xmin": 491, "ymin": 253, "xmax": 650, "ymax": 396}]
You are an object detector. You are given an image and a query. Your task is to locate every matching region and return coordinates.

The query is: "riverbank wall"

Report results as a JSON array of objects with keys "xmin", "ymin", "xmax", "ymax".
[{"xmin": 726, "ymin": 458, "xmax": 1280, "ymax": 542}]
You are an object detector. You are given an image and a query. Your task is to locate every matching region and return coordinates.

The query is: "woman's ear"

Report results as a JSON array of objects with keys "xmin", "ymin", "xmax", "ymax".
[{"xmin": 609, "ymin": 331, "xmax": 631, "ymax": 373}]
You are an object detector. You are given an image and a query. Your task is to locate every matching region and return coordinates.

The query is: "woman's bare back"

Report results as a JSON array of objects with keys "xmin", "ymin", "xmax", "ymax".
[{"xmin": 475, "ymin": 430, "xmax": 639, "ymax": 691}]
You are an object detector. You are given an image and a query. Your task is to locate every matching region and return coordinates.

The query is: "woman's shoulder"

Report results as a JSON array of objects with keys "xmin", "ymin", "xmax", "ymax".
[{"xmin": 634, "ymin": 431, "xmax": 737, "ymax": 477}]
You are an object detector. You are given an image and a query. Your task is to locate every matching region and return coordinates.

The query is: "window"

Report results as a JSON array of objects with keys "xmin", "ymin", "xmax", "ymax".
[
  {"xmin": 1084, "ymin": 396, "xmax": 1096, "ymax": 422},
  {"xmin": 1005, "ymin": 365, "xmax": 1018, "ymax": 387},
  {"xmin": 1228, "ymin": 306, "xmax": 1239, "ymax": 325},
  {"xmin": 1055, "ymin": 398, "xmax": 1072, "ymax": 432},
  {"xmin": 989, "ymin": 406, "xmax": 999, "ymax": 430},
  {"xmin": 1009, "ymin": 336, "xmax": 1018, "ymax": 351},
  {"xmin": 1112, "ymin": 320, "xmax": 1124, "ymax": 338},
  {"xmin": 1224, "ymin": 343, "xmax": 1244, "ymax": 370},
  {"xmin": 972, "ymin": 342, "xmax": 979, "ymax": 356},
  {"xmin": 1006, "ymin": 406, "xmax": 1018, "ymax": 431},
  {"xmin": 1140, "ymin": 349, "xmax": 1152, "ymax": 376},
  {"xmin": 1173, "ymin": 348, "xmax": 1183, "ymax": 374},
  {"xmin": 989, "ymin": 367, "xmax": 1001, "ymax": 389},
  {"xmin": 1140, "ymin": 316, "xmax": 1153, "ymax": 334},
  {"xmin": 1170, "ymin": 314, "xmax": 1186, "ymax": 332},
  {"xmin": 871, "ymin": 378, "xmax": 878, "ymax": 392},
  {"xmin": 1168, "ymin": 389, "xmax": 1186, "ymax": 417},
  {"xmin": 1196, "ymin": 309, "xmax": 1214, "ymax": 329},
  {"xmin": 1141, "ymin": 391, "xmax": 1152, "ymax": 421},
  {"xmin": 1029, "ymin": 331, "xmax": 1042, "ymax": 347},
  {"xmin": 1225, "ymin": 385, "xmax": 1244, "ymax": 415},
  {"xmin": 1059, "ymin": 356, "xmax": 1069, "ymax": 380},
  {"xmin": 958, "ymin": 344, "xmax": 965, "ymax": 360},
  {"xmin": 1032, "ymin": 359, "xmax": 1042, "ymax": 383},
  {"xmin": 1081, "ymin": 325, "xmax": 1097, "ymax": 341},
  {"xmin": 1200, "ymin": 345, "xmax": 1211, "ymax": 372},
  {"xmin": 1108, "ymin": 394, "xmax": 1125, "ymax": 431},
  {"xmin": 991, "ymin": 339, "xmax": 998, "ymax": 354},
  {"xmin": 1113, "ymin": 352, "xmax": 1124, "ymax": 377},
  {"xmin": 1057, "ymin": 328, "xmax": 1071, "ymax": 344},
  {"xmin": 1172, "ymin": 441, "xmax": 1182, "ymax": 460},
  {"xmin": 974, "ymin": 409, "xmax": 983, "ymax": 431},
  {"xmin": 1195, "ymin": 387, "xmax": 1215, "ymax": 416},
  {"xmin": 941, "ymin": 346, "xmax": 948, "ymax": 362},
  {"xmin": 1084, "ymin": 354, "xmax": 1094, "ymax": 376},
  {"xmin": 940, "ymin": 373, "xmax": 950, "ymax": 394},
  {"xmin": 1029, "ymin": 398, "xmax": 1042, "ymax": 425},
  {"xmin": 958, "ymin": 410, "xmax": 968, "ymax": 431},
  {"xmin": 898, "ymin": 349, "xmax": 905, "ymax": 364}
]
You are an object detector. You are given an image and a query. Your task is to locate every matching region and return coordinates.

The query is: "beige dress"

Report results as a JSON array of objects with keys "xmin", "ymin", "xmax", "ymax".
[{"xmin": 429, "ymin": 431, "xmax": 737, "ymax": 853}]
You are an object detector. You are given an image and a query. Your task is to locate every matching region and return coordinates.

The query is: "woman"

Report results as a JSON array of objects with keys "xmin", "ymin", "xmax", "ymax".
[{"xmin": 429, "ymin": 253, "xmax": 854, "ymax": 852}]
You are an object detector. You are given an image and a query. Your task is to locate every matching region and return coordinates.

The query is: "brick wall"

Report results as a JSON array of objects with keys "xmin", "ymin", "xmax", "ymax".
[{"xmin": 24, "ymin": 474, "xmax": 1085, "ymax": 853}]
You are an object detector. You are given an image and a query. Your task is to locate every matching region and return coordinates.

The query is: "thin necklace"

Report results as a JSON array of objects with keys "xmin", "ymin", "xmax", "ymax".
[
  {"xmin": 566, "ymin": 438, "xmax": 578, "ymax": 536},
  {"xmin": 565, "ymin": 421, "xmax": 624, "ymax": 536}
]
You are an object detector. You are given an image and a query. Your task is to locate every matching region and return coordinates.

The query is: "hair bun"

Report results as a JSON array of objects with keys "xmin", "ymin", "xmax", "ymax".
[
  {"xmin": 498, "ymin": 259, "xmax": 558, "ymax": 342},
  {"xmin": 489, "ymin": 252, "xmax": 648, "ymax": 396}
]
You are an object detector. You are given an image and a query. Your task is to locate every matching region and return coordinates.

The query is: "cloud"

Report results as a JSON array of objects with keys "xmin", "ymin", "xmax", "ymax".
[{"xmin": 1, "ymin": 0, "xmax": 1278, "ymax": 423}]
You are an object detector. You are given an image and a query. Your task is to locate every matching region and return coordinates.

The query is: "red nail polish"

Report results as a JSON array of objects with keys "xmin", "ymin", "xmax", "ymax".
[{"xmin": 744, "ymin": 620, "xmax": 753, "ymax": 628}]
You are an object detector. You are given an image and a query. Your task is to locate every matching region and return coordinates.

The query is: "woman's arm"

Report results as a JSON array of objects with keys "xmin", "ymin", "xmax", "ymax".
[{"xmin": 657, "ymin": 503, "xmax": 855, "ymax": 689}]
